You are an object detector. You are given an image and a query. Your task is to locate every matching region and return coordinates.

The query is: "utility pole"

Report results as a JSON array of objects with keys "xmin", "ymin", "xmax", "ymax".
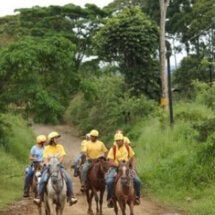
[
  {"xmin": 159, "ymin": 0, "xmax": 170, "ymax": 109},
  {"xmin": 166, "ymin": 45, "xmax": 174, "ymax": 127}
]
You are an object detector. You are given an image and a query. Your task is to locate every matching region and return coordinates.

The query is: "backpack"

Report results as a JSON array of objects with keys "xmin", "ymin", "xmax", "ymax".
[{"xmin": 113, "ymin": 144, "xmax": 130, "ymax": 160}]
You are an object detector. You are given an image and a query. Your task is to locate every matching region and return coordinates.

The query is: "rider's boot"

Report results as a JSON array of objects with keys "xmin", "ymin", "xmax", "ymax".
[
  {"xmin": 67, "ymin": 190, "xmax": 78, "ymax": 206},
  {"xmin": 73, "ymin": 168, "xmax": 79, "ymax": 177},
  {"xmin": 80, "ymin": 185, "xmax": 85, "ymax": 193},
  {"xmin": 107, "ymin": 198, "xmax": 114, "ymax": 208},
  {"xmin": 23, "ymin": 189, "xmax": 29, "ymax": 198},
  {"xmin": 68, "ymin": 196, "xmax": 78, "ymax": 206},
  {"xmin": 134, "ymin": 196, "xmax": 140, "ymax": 205},
  {"xmin": 33, "ymin": 196, "xmax": 42, "ymax": 206}
]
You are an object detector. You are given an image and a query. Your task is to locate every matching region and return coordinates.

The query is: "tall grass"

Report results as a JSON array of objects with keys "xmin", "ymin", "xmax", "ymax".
[
  {"xmin": 0, "ymin": 114, "xmax": 34, "ymax": 209},
  {"xmin": 133, "ymin": 103, "xmax": 215, "ymax": 214}
]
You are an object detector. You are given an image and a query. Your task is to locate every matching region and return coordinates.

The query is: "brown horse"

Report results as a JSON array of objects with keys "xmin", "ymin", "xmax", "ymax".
[
  {"xmin": 85, "ymin": 157, "xmax": 110, "ymax": 215},
  {"xmin": 31, "ymin": 162, "xmax": 44, "ymax": 215},
  {"xmin": 113, "ymin": 161, "xmax": 135, "ymax": 215},
  {"xmin": 31, "ymin": 161, "xmax": 44, "ymax": 198}
]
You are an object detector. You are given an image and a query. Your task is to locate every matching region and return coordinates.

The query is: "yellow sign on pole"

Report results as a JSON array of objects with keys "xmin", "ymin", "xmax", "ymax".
[{"xmin": 161, "ymin": 98, "xmax": 168, "ymax": 107}]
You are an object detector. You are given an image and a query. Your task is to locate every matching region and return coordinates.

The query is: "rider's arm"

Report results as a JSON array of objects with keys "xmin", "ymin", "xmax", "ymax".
[
  {"xmin": 130, "ymin": 156, "xmax": 136, "ymax": 169},
  {"xmin": 29, "ymin": 153, "xmax": 38, "ymax": 161},
  {"xmin": 44, "ymin": 157, "xmax": 49, "ymax": 166},
  {"xmin": 59, "ymin": 155, "xmax": 65, "ymax": 164},
  {"xmin": 108, "ymin": 158, "xmax": 119, "ymax": 167},
  {"xmin": 104, "ymin": 151, "xmax": 108, "ymax": 158}
]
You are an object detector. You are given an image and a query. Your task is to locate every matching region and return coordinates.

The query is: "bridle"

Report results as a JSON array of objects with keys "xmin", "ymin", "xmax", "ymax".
[{"xmin": 48, "ymin": 165, "xmax": 65, "ymax": 194}]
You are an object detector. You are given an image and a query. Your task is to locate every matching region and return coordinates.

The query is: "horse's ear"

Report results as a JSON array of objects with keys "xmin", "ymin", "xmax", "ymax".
[{"xmin": 47, "ymin": 154, "xmax": 52, "ymax": 159}]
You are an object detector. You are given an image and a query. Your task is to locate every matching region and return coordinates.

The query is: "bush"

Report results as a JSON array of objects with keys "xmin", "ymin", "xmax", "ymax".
[{"xmin": 64, "ymin": 75, "xmax": 158, "ymax": 145}]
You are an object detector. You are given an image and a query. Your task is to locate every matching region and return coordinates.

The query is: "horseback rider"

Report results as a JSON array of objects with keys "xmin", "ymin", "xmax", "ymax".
[
  {"xmin": 106, "ymin": 133, "xmax": 141, "ymax": 208},
  {"xmin": 23, "ymin": 135, "xmax": 46, "ymax": 198},
  {"xmin": 80, "ymin": 129, "xmax": 108, "ymax": 192},
  {"xmin": 33, "ymin": 131, "xmax": 77, "ymax": 206},
  {"xmin": 73, "ymin": 133, "xmax": 90, "ymax": 177},
  {"xmin": 114, "ymin": 129, "xmax": 131, "ymax": 145}
]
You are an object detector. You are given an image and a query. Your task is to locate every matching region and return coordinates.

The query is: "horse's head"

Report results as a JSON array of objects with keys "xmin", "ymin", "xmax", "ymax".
[
  {"xmin": 92, "ymin": 157, "xmax": 110, "ymax": 176},
  {"xmin": 97, "ymin": 157, "xmax": 110, "ymax": 174},
  {"xmin": 118, "ymin": 161, "xmax": 131, "ymax": 186},
  {"xmin": 48, "ymin": 154, "xmax": 61, "ymax": 184}
]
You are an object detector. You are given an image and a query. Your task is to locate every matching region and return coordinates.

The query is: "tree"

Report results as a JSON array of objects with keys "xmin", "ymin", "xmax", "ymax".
[
  {"xmin": 0, "ymin": 36, "xmax": 77, "ymax": 123},
  {"xmin": 159, "ymin": 0, "xmax": 170, "ymax": 108},
  {"xmin": 94, "ymin": 7, "xmax": 160, "ymax": 99}
]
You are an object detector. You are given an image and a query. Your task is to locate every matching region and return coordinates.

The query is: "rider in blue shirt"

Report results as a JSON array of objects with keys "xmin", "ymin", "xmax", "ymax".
[{"xmin": 23, "ymin": 135, "xmax": 46, "ymax": 197}]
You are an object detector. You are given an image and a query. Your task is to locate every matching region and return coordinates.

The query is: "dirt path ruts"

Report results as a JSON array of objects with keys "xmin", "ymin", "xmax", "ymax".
[{"xmin": 0, "ymin": 123, "xmax": 181, "ymax": 215}]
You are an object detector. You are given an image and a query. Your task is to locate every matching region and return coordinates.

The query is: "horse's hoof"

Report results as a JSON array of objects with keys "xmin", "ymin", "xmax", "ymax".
[{"xmin": 87, "ymin": 209, "xmax": 94, "ymax": 215}]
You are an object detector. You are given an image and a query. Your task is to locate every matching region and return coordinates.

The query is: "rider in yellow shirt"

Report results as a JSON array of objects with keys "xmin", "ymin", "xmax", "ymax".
[
  {"xmin": 106, "ymin": 133, "xmax": 141, "ymax": 208},
  {"xmin": 113, "ymin": 129, "xmax": 131, "ymax": 145},
  {"xmin": 33, "ymin": 131, "xmax": 77, "ymax": 206},
  {"xmin": 80, "ymin": 129, "xmax": 108, "ymax": 192}
]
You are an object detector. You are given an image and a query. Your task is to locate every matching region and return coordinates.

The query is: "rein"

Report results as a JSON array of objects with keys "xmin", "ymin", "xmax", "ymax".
[
  {"xmin": 116, "ymin": 166, "xmax": 133, "ymax": 203},
  {"xmin": 49, "ymin": 169, "xmax": 65, "ymax": 194}
]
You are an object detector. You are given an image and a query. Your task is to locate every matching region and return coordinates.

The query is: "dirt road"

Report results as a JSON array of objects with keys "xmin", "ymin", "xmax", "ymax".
[{"xmin": 0, "ymin": 123, "xmax": 182, "ymax": 215}]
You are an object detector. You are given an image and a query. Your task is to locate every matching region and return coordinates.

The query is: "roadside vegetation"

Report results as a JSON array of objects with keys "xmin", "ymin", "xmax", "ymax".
[
  {"xmin": 0, "ymin": 114, "xmax": 34, "ymax": 209},
  {"xmin": 65, "ymin": 81, "xmax": 215, "ymax": 215}
]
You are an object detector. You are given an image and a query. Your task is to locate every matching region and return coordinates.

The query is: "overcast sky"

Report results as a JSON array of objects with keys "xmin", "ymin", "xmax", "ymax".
[{"xmin": 0, "ymin": 0, "xmax": 113, "ymax": 17}]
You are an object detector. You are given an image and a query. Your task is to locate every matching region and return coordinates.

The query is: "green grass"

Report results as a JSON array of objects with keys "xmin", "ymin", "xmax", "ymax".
[
  {"xmin": 132, "ymin": 103, "xmax": 215, "ymax": 215},
  {"xmin": 0, "ymin": 150, "xmax": 25, "ymax": 209},
  {"xmin": 0, "ymin": 114, "xmax": 34, "ymax": 209}
]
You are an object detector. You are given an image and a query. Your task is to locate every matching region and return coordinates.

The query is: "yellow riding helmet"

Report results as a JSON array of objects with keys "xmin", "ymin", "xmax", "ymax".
[
  {"xmin": 36, "ymin": 135, "xmax": 47, "ymax": 144},
  {"xmin": 48, "ymin": 131, "xmax": 60, "ymax": 141},
  {"xmin": 90, "ymin": 129, "xmax": 99, "ymax": 137},
  {"xmin": 115, "ymin": 133, "xmax": 124, "ymax": 141}
]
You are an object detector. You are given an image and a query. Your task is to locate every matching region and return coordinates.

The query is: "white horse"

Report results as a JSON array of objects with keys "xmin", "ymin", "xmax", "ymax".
[{"xmin": 44, "ymin": 154, "xmax": 67, "ymax": 215}]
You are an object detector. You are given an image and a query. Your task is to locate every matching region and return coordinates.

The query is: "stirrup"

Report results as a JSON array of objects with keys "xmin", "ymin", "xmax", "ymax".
[{"xmin": 23, "ymin": 191, "xmax": 29, "ymax": 198}]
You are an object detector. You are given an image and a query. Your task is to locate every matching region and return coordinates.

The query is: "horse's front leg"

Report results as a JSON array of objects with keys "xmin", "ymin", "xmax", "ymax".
[
  {"xmin": 113, "ymin": 198, "xmax": 118, "ymax": 215},
  {"xmin": 98, "ymin": 189, "xmax": 105, "ymax": 215},
  {"xmin": 128, "ymin": 200, "xmax": 134, "ymax": 215},
  {"xmin": 92, "ymin": 188, "xmax": 99, "ymax": 215},
  {"xmin": 47, "ymin": 198, "xmax": 54, "ymax": 215},
  {"xmin": 86, "ymin": 189, "xmax": 94, "ymax": 215},
  {"xmin": 118, "ymin": 197, "xmax": 127, "ymax": 215}
]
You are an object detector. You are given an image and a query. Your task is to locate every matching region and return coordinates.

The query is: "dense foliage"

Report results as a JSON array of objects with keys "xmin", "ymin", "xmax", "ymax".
[
  {"xmin": 94, "ymin": 7, "xmax": 160, "ymax": 99},
  {"xmin": 64, "ymin": 75, "xmax": 158, "ymax": 145},
  {"xmin": 0, "ymin": 36, "xmax": 76, "ymax": 123}
]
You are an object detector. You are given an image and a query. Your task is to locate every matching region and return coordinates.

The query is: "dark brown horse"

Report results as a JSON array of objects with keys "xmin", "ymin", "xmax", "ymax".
[
  {"xmin": 113, "ymin": 161, "xmax": 135, "ymax": 215},
  {"xmin": 85, "ymin": 157, "xmax": 110, "ymax": 215}
]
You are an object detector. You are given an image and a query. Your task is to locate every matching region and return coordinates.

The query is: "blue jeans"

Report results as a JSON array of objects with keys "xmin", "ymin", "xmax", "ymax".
[
  {"xmin": 80, "ymin": 159, "xmax": 92, "ymax": 186},
  {"xmin": 106, "ymin": 167, "xmax": 141, "ymax": 200},
  {"xmin": 37, "ymin": 165, "xmax": 75, "ymax": 198},
  {"xmin": 23, "ymin": 166, "xmax": 34, "ymax": 191},
  {"xmin": 73, "ymin": 152, "xmax": 84, "ymax": 175}
]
